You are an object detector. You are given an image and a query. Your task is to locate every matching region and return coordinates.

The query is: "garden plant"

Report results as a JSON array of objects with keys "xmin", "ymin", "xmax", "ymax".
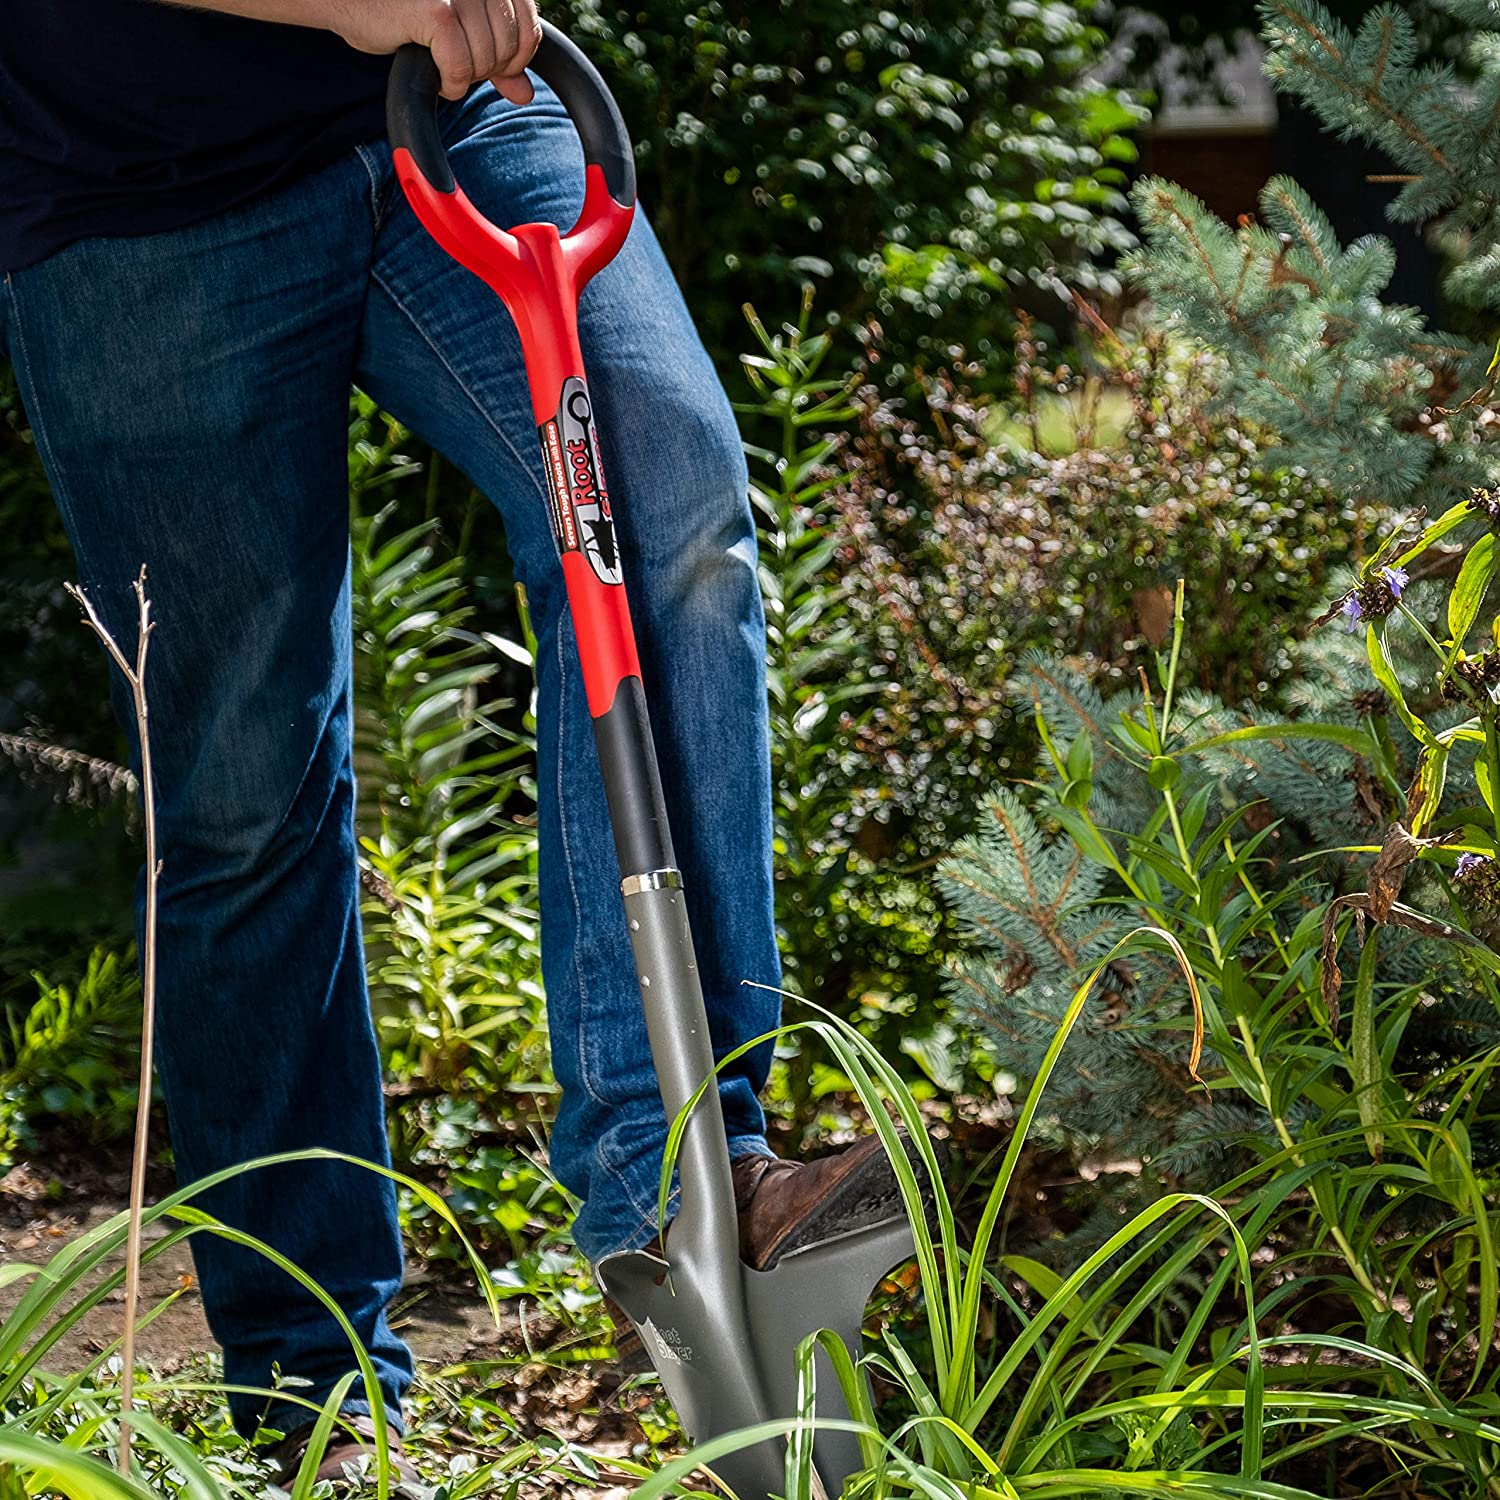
[
  {"xmin": 9, "ymin": 0, "xmax": 1500, "ymax": 1493},
  {"xmin": 554, "ymin": 0, "xmax": 1144, "ymax": 379}
]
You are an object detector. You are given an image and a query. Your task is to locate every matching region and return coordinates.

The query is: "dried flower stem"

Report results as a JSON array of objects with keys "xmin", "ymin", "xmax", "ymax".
[{"xmin": 64, "ymin": 567, "xmax": 159, "ymax": 1476}]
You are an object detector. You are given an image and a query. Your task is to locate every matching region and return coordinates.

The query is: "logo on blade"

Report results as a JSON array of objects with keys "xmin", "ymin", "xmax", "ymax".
[
  {"xmin": 643, "ymin": 1321, "xmax": 693, "ymax": 1365},
  {"xmin": 537, "ymin": 377, "xmax": 623, "ymax": 586}
]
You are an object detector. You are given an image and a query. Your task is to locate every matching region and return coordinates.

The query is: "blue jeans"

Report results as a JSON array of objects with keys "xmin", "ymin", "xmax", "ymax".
[{"xmin": 0, "ymin": 82, "xmax": 781, "ymax": 1437}]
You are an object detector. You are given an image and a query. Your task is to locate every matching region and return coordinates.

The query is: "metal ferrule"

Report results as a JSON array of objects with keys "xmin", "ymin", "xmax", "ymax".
[{"xmin": 621, "ymin": 867, "xmax": 682, "ymax": 897}]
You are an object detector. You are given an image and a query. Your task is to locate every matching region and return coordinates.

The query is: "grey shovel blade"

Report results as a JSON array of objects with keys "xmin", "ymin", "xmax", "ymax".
[{"xmin": 598, "ymin": 1214, "xmax": 914, "ymax": 1500}]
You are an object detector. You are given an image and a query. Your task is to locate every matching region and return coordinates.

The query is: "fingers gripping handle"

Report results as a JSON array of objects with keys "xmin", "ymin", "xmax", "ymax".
[{"xmin": 386, "ymin": 21, "xmax": 637, "ymax": 209}]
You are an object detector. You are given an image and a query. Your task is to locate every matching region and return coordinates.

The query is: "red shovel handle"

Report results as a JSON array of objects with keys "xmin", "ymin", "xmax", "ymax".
[
  {"xmin": 385, "ymin": 23, "xmax": 637, "ymax": 343},
  {"xmin": 388, "ymin": 22, "xmax": 635, "ymax": 207},
  {"xmin": 385, "ymin": 23, "xmax": 643, "ymax": 724}
]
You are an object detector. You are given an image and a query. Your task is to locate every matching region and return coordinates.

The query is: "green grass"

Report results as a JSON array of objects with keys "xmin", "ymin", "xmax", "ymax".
[{"xmin": 6, "ymin": 977, "xmax": 1500, "ymax": 1499}]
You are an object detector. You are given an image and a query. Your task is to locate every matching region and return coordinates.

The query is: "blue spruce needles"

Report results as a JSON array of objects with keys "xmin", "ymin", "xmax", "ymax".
[{"xmin": 1128, "ymin": 0, "xmax": 1500, "ymax": 511}]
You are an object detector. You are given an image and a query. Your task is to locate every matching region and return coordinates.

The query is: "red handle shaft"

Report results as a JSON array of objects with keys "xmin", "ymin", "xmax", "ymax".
[{"xmin": 392, "ymin": 151, "xmax": 643, "ymax": 717}]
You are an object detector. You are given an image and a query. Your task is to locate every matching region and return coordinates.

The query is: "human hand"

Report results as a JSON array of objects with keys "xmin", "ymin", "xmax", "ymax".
[{"xmin": 333, "ymin": 0, "xmax": 541, "ymax": 103}]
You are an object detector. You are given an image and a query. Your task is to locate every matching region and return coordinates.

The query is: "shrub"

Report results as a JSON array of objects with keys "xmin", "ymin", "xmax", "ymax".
[
  {"xmin": 935, "ymin": 495, "xmax": 1500, "ymax": 1485},
  {"xmin": 348, "ymin": 402, "xmax": 542, "ymax": 1092},
  {"xmin": 345, "ymin": 404, "xmax": 569, "ymax": 1259},
  {"xmin": 831, "ymin": 326, "xmax": 1361, "ymax": 862},
  {"xmin": 736, "ymin": 298, "xmax": 966, "ymax": 1107},
  {"xmin": 729, "ymin": 306, "xmax": 1366, "ymax": 1104},
  {"xmin": 938, "ymin": 620, "xmax": 1440, "ymax": 1182},
  {"xmin": 562, "ymin": 0, "xmax": 1144, "ymax": 376},
  {"xmin": 1127, "ymin": 0, "xmax": 1500, "ymax": 516},
  {"xmin": 0, "ymin": 948, "xmax": 142, "ymax": 1167}
]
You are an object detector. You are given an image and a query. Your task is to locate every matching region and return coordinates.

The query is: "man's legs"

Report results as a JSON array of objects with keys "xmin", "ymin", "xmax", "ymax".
[
  {"xmin": 0, "ymin": 156, "xmax": 413, "ymax": 1437},
  {"xmin": 354, "ymin": 84, "xmax": 783, "ymax": 1262}
]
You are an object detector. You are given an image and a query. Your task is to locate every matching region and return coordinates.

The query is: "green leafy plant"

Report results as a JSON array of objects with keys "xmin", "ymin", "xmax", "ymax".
[
  {"xmin": 347, "ymin": 401, "xmax": 543, "ymax": 1093},
  {"xmin": 737, "ymin": 297, "xmax": 965, "ymax": 1112},
  {"xmin": 0, "ymin": 949, "xmax": 141, "ymax": 1167},
  {"xmin": 929, "ymin": 539, "xmax": 1500, "ymax": 1490},
  {"xmin": 561, "ymin": 0, "xmax": 1144, "ymax": 375},
  {"xmin": 739, "ymin": 298, "xmax": 867, "ymax": 1000},
  {"xmin": 343, "ymin": 404, "xmax": 574, "ymax": 1281},
  {"xmin": 653, "ymin": 568, "xmax": 1500, "ymax": 1495},
  {"xmin": 395, "ymin": 1093, "xmax": 575, "ymax": 1265},
  {"xmin": 0, "ymin": 1148, "xmax": 510, "ymax": 1500},
  {"xmin": 639, "ymin": 914, "xmax": 1500, "ymax": 1495}
]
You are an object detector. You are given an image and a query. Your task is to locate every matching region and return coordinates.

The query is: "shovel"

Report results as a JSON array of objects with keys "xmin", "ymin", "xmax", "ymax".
[{"xmin": 386, "ymin": 27, "xmax": 915, "ymax": 1497}]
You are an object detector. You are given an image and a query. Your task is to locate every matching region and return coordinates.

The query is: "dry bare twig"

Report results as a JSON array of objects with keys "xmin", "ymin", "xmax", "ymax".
[{"xmin": 64, "ymin": 566, "xmax": 159, "ymax": 1477}]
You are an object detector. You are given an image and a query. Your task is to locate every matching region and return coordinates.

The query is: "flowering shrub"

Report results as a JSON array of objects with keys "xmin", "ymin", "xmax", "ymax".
[
  {"xmin": 1338, "ymin": 565, "xmax": 1409, "ymax": 632},
  {"xmin": 1331, "ymin": 492, "xmax": 1500, "ymax": 921}
]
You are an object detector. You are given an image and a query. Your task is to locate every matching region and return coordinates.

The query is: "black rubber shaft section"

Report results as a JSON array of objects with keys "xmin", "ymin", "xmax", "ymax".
[
  {"xmin": 386, "ymin": 21, "xmax": 637, "ymax": 206},
  {"xmin": 593, "ymin": 676, "xmax": 675, "ymax": 876}
]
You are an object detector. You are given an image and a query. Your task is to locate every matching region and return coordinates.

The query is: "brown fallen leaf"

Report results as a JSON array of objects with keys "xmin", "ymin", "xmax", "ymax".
[
  {"xmin": 1133, "ymin": 585, "xmax": 1176, "ymax": 648},
  {"xmin": 1353, "ymin": 759, "xmax": 1387, "ymax": 821}
]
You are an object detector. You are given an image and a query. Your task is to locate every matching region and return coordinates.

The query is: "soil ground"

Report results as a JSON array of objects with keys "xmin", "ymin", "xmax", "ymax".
[{"xmin": 0, "ymin": 1151, "xmax": 658, "ymax": 1497}]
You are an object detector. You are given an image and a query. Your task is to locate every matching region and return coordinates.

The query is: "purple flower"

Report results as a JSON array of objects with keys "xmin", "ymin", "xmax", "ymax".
[
  {"xmin": 1342, "ymin": 595, "xmax": 1364, "ymax": 633},
  {"xmin": 1457, "ymin": 853, "xmax": 1489, "ymax": 880},
  {"xmin": 1381, "ymin": 566, "xmax": 1409, "ymax": 599}
]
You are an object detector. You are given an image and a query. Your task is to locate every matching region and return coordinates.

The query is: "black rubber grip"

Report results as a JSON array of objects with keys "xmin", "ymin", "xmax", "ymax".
[
  {"xmin": 594, "ymin": 676, "xmax": 676, "ymax": 875},
  {"xmin": 386, "ymin": 21, "xmax": 636, "ymax": 207}
]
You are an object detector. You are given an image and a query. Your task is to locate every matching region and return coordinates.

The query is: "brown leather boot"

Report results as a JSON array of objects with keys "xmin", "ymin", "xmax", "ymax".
[
  {"xmin": 730, "ymin": 1136, "xmax": 909, "ymax": 1271},
  {"xmin": 263, "ymin": 1415, "xmax": 420, "ymax": 1492},
  {"xmin": 604, "ymin": 1134, "xmax": 935, "ymax": 1369}
]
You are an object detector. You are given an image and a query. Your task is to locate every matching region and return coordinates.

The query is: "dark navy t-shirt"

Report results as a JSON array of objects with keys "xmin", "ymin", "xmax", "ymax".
[{"xmin": 0, "ymin": 0, "xmax": 391, "ymax": 272}]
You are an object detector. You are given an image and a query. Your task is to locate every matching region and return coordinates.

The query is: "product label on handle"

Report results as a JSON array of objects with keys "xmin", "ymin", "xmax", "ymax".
[{"xmin": 538, "ymin": 376, "xmax": 622, "ymax": 586}]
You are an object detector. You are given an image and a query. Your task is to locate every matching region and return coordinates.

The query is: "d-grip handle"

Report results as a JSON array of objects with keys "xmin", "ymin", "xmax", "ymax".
[{"xmin": 386, "ymin": 20, "xmax": 636, "ymax": 209}]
